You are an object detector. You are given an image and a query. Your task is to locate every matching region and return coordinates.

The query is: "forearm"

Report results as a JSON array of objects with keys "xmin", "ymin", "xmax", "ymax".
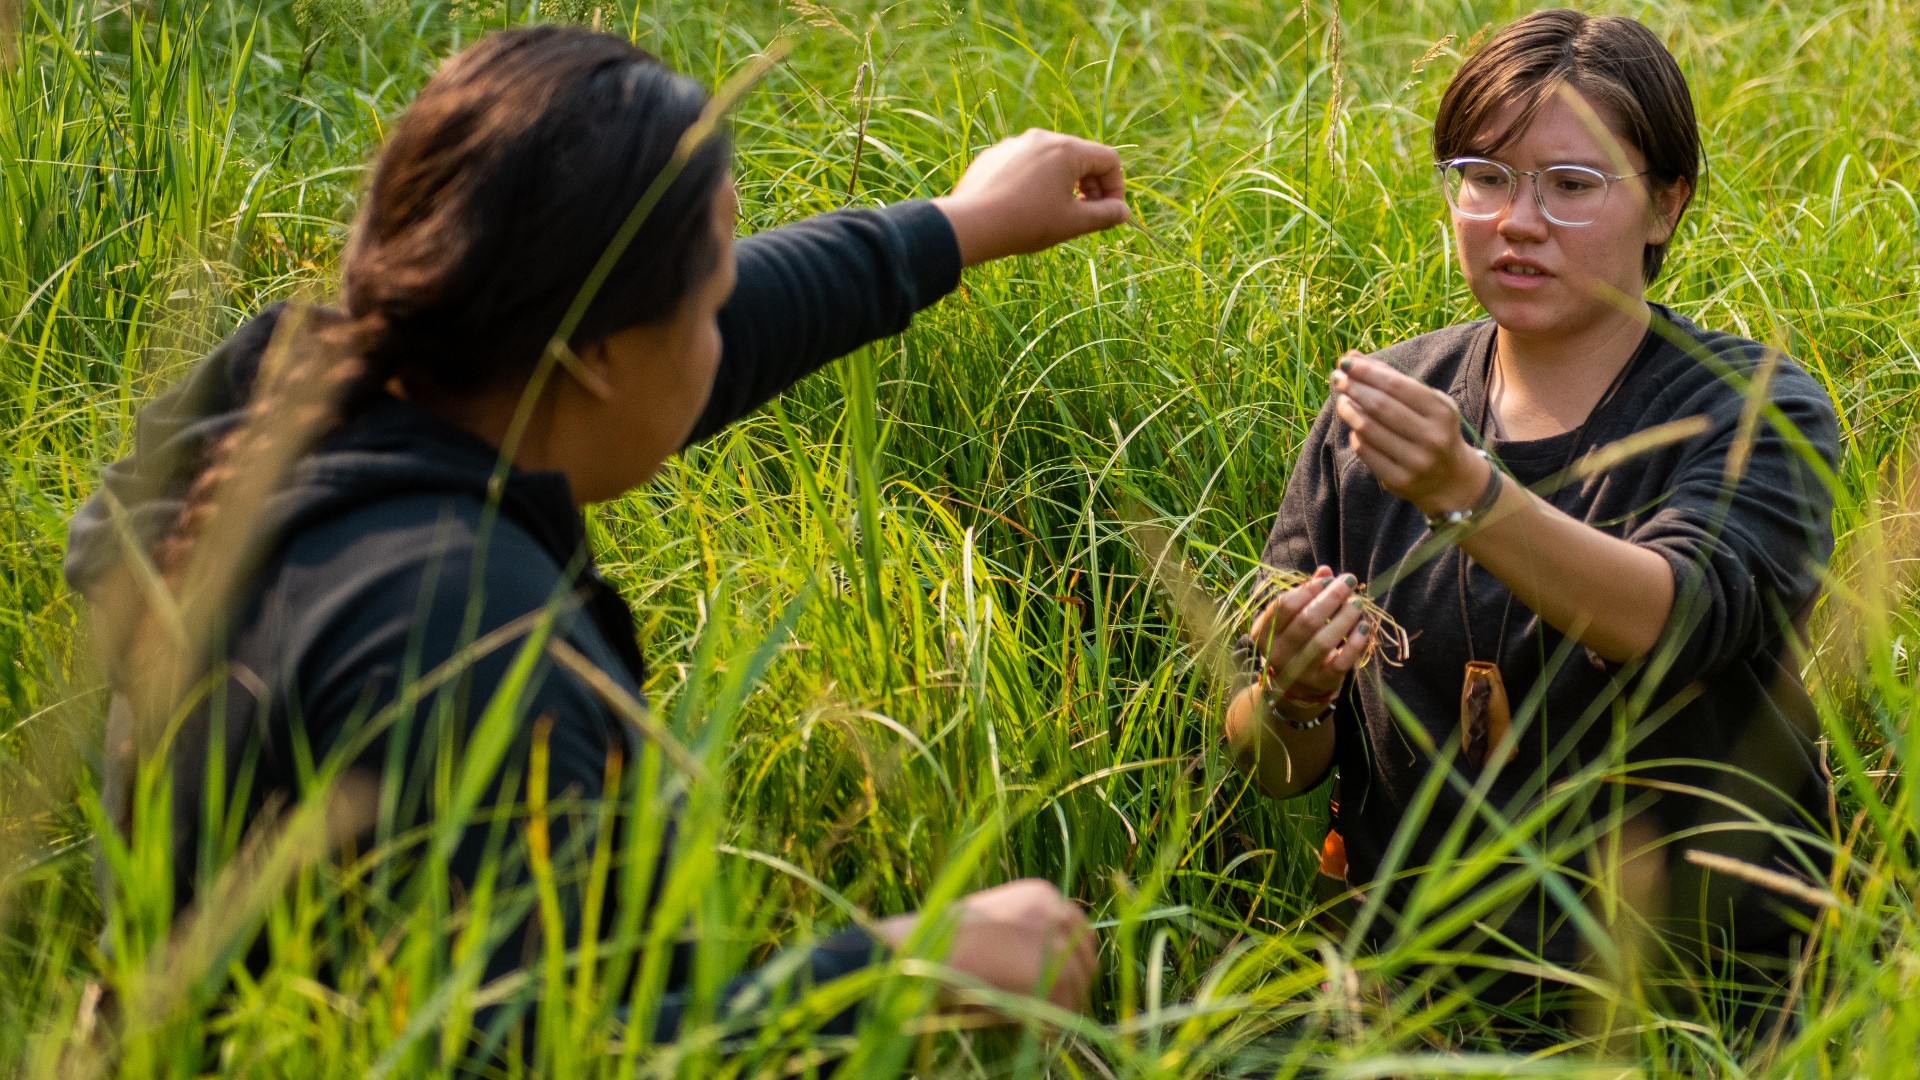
[
  {"xmin": 686, "ymin": 202, "xmax": 961, "ymax": 447},
  {"xmin": 1458, "ymin": 480, "xmax": 1674, "ymax": 663},
  {"xmin": 1222, "ymin": 685, "xmax": 1336, "ymax": 800},
  {"xmin": 647, "ymin": 927, "xmax": 877, "ymax": 1041},
  {"xmin": 687, "ymin": 129, "xmax": 1128, "ymax": 448}
]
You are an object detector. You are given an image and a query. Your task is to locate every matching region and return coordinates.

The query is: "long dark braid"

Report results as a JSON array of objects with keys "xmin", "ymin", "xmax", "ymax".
[{"xmin": 152, "ymin": 310, "xmax": 389, "ymax": 587}]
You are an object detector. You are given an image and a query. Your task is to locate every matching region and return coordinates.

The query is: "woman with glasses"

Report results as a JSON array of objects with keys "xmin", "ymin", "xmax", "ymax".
[{"xmin": 1221, "ymin": 9, "xmax": 1837, "ymax": 1041}]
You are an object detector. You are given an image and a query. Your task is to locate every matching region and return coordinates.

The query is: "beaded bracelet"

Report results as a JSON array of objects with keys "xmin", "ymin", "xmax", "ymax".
[
  {"xmin": 1278, "ymin": 703, "xmax": 1332, "ymax": 731},
  {"xmin": 1257, "ymin": 672, "xmax": 1337, "ymax": 731}
]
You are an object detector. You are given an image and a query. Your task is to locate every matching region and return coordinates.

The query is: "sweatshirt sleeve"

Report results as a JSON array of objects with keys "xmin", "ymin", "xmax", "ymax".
[
  {"xmin": 1628, "ymin": 357, "xmax": 1839, "ymax": 678},
  {"xmin": 646, "ymin": 927, "xmax": 880, "ymax": 1043},
  {"xmin": 684, "ymin": 200, "xmax": 963, "ymax": 446},
  {"xmin": 1258, "ymin": 401, "xmax": 1346, "ymax": 589}
]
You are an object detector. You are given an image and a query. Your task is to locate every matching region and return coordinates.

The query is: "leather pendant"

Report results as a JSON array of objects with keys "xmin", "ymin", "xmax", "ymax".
[{"xmin": 1459, "ymin": 660, "xmax": 1514, "ymax": 768}]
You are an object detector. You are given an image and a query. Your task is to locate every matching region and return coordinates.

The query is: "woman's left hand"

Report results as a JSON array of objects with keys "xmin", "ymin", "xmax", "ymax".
[{"xmin": 1331, "ymin": 351, "xmax": 1492, "ymax": 518}]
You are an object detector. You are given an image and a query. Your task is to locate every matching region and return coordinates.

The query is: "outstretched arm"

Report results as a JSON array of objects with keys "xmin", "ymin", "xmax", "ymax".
[{"xmin": 685, "ymin": 130, "xmax": 1127, "ymax": 445}]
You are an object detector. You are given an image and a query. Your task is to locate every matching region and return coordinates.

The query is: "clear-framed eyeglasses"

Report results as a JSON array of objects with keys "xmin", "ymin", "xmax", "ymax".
[{"xmin": 1435, "ymin": 156, "xmax": 1648, "ymax": 227}]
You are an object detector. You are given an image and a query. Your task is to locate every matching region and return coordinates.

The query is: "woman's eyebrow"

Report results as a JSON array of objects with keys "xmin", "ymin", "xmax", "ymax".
[
  {"xmin": 1477, "ymin": 151, "xmax": 1621, "ymax": 171},
  {"xmin": 1548, "ymin": 155, "xmax": 1615, "ymax": 170}
]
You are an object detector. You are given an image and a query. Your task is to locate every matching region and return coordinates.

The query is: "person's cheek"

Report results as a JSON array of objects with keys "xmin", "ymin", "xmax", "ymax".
[
  {"xmin": 695, "ymin": 323, "xmax": 722, "ymax": 401},
  {"xmin": 678, "ymin": 322, "xmax": 723, "ymax": 437},
  {"xmin": 1459, "ymin": 217, "xmax": 1504, "ymax": 292},
  {"xmin": 1562, "ymin": 222, "xmax": 1629, "ymax": 302},
  {"xmin": 1453, "ymin": 218, "xmax": 1479, "ymax": 280},
  {"xmin": 1601, "ymin": 203, "xmax": 1643, "ymax": 284}
]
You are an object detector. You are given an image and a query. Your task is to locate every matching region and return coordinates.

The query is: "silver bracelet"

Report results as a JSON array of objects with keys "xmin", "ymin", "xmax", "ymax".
[{"xmin": 1424, "ymin": 448, "xmax": 1504, "ymax": 532}]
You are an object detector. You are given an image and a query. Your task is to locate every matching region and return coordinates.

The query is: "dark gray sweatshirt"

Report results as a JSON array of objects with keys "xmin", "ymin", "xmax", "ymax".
[
  {"xmin": 1258, "ymin": 305, "xmax": 1839, "ymax": 967},
  {"xmin": 64, "ymin": 200, "xmax": 962, "ymax": 1042}
]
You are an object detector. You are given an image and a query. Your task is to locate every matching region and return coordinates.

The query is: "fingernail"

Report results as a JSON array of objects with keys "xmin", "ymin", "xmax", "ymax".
[
  {"xmin": 1338, "ymin": 573, "xmax": 1357, "ymax": 588},
  {"xmin": 1349, "ymin": 596, "xmax": 1366, "ymax": 609},
  {"xmin": 1338, "ymin": 356, "xmax": 1355, "ymax": 372}
]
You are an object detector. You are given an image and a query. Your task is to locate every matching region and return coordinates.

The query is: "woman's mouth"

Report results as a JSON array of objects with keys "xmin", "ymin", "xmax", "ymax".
[{"xmin": 1492, "ymin": 259, "xmax": 1552, "ymax": 286}]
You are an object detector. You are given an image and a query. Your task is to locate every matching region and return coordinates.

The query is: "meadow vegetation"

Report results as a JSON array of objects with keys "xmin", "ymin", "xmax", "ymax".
[{"xmin": 2, "ymin": 0, "xmax": 1917, "ymax": 1075}]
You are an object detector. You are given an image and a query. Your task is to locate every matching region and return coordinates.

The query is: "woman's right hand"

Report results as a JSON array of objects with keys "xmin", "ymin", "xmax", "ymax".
[
  {"xmin": 932, "ymin": 129, "xmax": 1129, "ymax": 268},
  {"xmin": 1249, "ymin": 565, "xmax": 1373, "ymax": 704},
  {"xmin": 875, "ymin": 878, "xmax": 1097, "ymax": 1015}
]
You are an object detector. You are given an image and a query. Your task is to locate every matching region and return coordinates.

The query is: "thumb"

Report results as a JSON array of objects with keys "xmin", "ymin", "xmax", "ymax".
[{"xmin": 1068, "ymin": 194, "xmax": 1129, "ymax": 234}]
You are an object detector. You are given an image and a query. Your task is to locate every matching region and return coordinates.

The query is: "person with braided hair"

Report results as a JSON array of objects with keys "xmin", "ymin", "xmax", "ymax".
[{"xmin": 65, "ymin": 25, "xmax": 1125, "ymax": 1056}]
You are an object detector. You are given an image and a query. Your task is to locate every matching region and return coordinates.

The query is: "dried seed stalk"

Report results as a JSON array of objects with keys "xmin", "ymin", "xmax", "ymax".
[{"xmin": 1239, "ymin": 568, "xmax": 1411, "ymax": 670}]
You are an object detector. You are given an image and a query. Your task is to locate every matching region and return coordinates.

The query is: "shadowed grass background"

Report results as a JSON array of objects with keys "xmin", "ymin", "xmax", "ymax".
[{"xmin": 1, "ymin": 0, "xmax": 1916, "ymax": 1075}]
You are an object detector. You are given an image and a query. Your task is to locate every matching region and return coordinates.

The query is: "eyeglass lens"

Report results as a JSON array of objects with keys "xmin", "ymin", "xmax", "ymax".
[{"xmin": 1441, "ymin": 160, "xmax": 1612, "ymax": 226}]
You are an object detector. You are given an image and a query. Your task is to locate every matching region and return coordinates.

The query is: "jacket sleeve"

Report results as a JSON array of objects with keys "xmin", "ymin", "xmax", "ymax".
[
  {"xmin": 1258, "ymin": 401, "xmax": 1346, "ymax": 587},
  {"xmin": 645, "ymin": 927, "xmax": 880, "ymax": 1044},
  {"xmin": 685, "ymin": 200, "xmax": 962, "ymax": 446},
  {"xmin": 1627, "ymin": 357, "xmax": 1839, "ymax": 679}
]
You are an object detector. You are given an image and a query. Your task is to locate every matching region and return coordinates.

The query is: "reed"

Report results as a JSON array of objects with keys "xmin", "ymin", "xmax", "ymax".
[{"xmin": 2, "ymin": 0, "xmax": 1915, "ymax": 1076}]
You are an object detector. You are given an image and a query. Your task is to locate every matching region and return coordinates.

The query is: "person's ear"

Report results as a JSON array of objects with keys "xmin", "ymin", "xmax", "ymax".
[
  {"xmin": 1646, "ymin": 177, "xmax": 1692, "ymax": 245},
  {"xmin": 569, "ymin": 338, "xmax": 619, "ymax": 403}
]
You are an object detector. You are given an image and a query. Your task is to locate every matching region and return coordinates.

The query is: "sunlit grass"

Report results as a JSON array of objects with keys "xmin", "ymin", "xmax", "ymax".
[{"xmin": 2, "ymin": 0, "xmax": 1916, "ymax": 1076}]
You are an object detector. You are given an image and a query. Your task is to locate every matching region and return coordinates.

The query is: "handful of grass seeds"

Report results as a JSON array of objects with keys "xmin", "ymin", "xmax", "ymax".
[
  {"xmin": 1124, "ymin": 513, "xmax": 1411, "ymax": 701},
  {"xmin": 1239, "ymin": 568, "xmax": 1411, "ymax": 671}
]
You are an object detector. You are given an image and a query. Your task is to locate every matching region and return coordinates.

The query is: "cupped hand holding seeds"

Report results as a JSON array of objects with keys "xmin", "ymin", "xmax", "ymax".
[
  {"xmin": 1331, "ymin": 351, "xmax": 1494, "ymax": 520},
  {"xmin": 1249, "ymin": 565, "xmax": 1375, "ymax": 700}
]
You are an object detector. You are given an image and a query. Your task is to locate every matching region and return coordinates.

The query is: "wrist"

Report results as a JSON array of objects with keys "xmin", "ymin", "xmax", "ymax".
[
  {"xmin": 1419, "ymin": 447, "xmax": 1500, "ymax": 526},
  {"xmin": 929, "ymin": 195, "xmax": 992, "ymax": 268},
  {"xmin": 1259, "ymin": 680, "xmax": 1340, "ymax": 722},
  {"xmin": 1265, "ymin": 692, "xmax": 1334, "ymax": 731},
  {"xmin": 1265, "ymin": 678, "xmax": 1339, "ymax": 708},
  {"xmin": 873, "ymin": 912, "xmax": 917, "ymax": 951}
]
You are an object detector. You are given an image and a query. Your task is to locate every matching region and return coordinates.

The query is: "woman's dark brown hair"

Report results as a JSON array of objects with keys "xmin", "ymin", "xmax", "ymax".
[
  {"xmin": 341, "ymin": 25, "xmax": 732, "ymax": 392},
  {"xmin": 1432, "ymin": 9, "xmax": 1700, "ymax": 282},
  {"xmin": 152, "ymin": 26, "xmax": 731, "ymax": 586},
  {"xmin": 121, "ymin": 26, "xmax": 731, "ymax": 746}
]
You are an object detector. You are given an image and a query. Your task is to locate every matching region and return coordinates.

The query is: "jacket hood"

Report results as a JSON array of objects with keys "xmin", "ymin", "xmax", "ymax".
[{"xmin": 65, "ymin": 303, "xmax": 585, "ymax": 605}]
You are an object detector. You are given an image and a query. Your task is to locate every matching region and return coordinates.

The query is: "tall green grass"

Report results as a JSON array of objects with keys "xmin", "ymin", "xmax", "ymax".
[{"xmin": 2, "ymin": 0, "xmax": 1916, "ymax": 1075}]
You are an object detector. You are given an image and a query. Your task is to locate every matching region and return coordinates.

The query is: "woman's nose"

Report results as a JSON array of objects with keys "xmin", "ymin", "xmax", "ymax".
[{"xmin": 1497, "ymin": 178, "xmax": 1551, "ymax": 240}]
